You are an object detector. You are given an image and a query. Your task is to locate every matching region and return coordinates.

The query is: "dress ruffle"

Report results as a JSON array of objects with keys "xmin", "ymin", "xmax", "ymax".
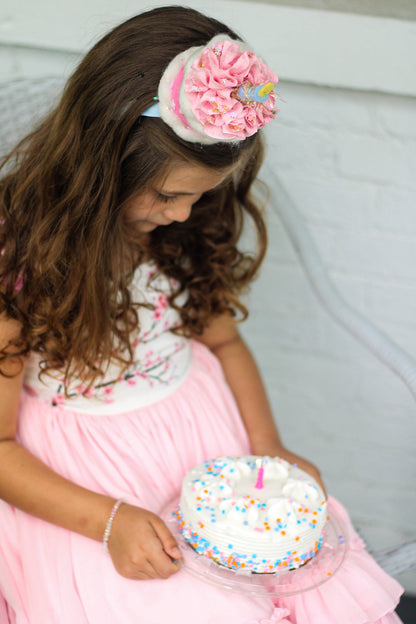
[
  {"xmin": 274, "ymin": 498, "xmax": 403, "ymax": 624},
  {"xmin": 0, "ymin": 594, "xmax": 9, "ymax": 623}
]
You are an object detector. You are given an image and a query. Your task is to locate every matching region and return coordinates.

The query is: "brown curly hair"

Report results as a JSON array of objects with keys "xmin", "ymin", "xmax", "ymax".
[{"xmin": 0, "ymin": 6, "xmax": 268, "ymax": 389}]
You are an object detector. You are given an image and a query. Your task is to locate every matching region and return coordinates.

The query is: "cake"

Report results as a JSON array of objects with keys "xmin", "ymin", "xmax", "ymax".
[{"xmin": 176, "ymin": 455, "xmax": 328, "ymax": 573}]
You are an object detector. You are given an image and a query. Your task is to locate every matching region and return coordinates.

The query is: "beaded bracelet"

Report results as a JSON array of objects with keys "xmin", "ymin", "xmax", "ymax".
[{"xmin": 103, "ymin": 498, "xmax": 125, "ymax": 554}]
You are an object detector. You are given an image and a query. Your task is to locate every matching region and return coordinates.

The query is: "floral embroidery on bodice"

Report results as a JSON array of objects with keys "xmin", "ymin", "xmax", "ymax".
[{"xmin": 23, "ymin": 263, "xmax": 191, "ymax": 414}]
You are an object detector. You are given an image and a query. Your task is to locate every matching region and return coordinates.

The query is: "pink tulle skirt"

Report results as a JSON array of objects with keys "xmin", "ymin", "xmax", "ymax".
[{"xmin": 0, "ymin": 341, "xmax": 403, "ymax": 624}]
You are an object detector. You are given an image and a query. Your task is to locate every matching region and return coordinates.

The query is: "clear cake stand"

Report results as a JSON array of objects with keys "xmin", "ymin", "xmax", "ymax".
[{"xmin": 161, "ymin": 498, "xmax": 348, "ymax": 597}]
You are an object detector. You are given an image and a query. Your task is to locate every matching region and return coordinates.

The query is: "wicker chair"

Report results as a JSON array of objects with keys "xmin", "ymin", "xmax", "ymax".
[{"xmin": 0, "ymin": 76, "xmax": 64, "ymax": 156}]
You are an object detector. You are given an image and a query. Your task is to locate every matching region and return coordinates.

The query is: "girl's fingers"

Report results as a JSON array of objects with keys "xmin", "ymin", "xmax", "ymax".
[
  {"xmin": 141, "ymin": 517, "xmax": 182, "ymax": 578},
  {"xmin": 151, "ymin": 516, "xmax": 182, "ymax": 561},
  {"xmin": 146, "ymin": 535, "xmax": 182, "ymax": 579},
  {"xmin": 150, "ymin": 550, "xmax": 182, "ymax": 579},
  {"xmin": 138, "ymin": 560, "xmax": 158, "ymax": 580},
  {"xmin": 135, "ymin": 570, "xmax": 153, "ymax": 580}
]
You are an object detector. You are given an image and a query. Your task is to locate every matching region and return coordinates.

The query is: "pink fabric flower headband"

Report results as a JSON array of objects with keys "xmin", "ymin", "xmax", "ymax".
[{"xmin": 142, "ymin": 34, "xmax": 278, "ymax": 144}]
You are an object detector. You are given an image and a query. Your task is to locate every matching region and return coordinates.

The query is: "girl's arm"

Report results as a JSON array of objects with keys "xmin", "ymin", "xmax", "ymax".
[
  {"xmin": 194, "ymin": 313, "xmax": 326, "ymax": 493},
  {"xmin": 0, "ymin": 316, "xmax": 181, "ymax": 580}
]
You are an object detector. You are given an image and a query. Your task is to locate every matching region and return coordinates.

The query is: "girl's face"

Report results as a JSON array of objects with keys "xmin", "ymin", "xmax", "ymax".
[{"xmin": 124, "ymin": 162, "xmax": 235, "ymax": 232}]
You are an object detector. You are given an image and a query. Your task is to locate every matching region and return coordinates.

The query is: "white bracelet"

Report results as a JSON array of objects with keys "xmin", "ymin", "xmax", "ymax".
[{"xmin": 103, "ymin": 498, "xmax": 125, "ymax": 554}]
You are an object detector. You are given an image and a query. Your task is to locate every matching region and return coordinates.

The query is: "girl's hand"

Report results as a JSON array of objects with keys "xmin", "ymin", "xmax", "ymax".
[
  {"xmin": 252, "ymin": 442, "xmax": 327, "ymax": 498},
  {"xmin": 107, "ymin": 502, "xmax": 182, "ymax": 580}
]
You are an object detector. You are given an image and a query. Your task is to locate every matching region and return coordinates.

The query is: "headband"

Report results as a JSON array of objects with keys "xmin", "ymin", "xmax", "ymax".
[{"xmin": 142, "ymin": 34, "xmax": 278, "ymax": 144}]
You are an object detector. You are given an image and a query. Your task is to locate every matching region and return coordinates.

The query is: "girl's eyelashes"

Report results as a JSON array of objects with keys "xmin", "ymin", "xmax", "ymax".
[{"xmin": 156, "ymin": 192, "xmax": 177, "ymax": 204}]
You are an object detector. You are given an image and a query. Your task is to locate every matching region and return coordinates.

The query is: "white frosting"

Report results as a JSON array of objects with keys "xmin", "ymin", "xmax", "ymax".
[{"xmin": 177, "ymin": 455, "xmax": 327, "ymax": 573}]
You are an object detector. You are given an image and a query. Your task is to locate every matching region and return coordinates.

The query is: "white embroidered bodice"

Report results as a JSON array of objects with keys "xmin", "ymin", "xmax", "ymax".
[{"xmin": 23, "ymin": 263, "xmax": 191, "ymax": 414}]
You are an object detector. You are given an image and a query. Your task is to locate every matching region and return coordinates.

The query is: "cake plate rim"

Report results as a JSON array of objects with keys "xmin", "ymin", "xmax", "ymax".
[{"xmin": 161, "ymin": 496, "xmax": 348, "ymax": 597}]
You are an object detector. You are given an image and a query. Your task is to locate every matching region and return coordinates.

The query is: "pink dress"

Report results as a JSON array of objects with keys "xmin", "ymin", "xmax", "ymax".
[{"xmin": 0, "ymin": 263, "xmax": 403, "ymax": 624}]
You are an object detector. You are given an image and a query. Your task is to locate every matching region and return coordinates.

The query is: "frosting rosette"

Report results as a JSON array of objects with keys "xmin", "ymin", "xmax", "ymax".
[{"xmin": 157, "ymin": 34, "xmax": 278, "ymax": 144}]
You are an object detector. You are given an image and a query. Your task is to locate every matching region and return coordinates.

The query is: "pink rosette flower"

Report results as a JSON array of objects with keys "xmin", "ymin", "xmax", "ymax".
[
  {"xmin": 51, "ymin": 393, "xmax": 66, "ymax": 407},
  {"xmin": 157, "ymin": 294, "xmax": 168, "ymax": 308},
  {"xmin": 102, "ymin": 385, "xmax": 115, "ymax": 404},
  {"xmin": 184, "ymin": 39, "xmax": 278, "ymax": 141}
]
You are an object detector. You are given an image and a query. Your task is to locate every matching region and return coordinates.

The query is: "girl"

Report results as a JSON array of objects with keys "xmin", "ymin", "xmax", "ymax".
[{"xmin": 0, "ymin": 6, "xmax": 403, "ymax": 624}]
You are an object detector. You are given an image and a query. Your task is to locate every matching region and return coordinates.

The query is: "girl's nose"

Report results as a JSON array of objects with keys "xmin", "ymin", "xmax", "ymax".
[{"xmin": 164, "ymin": 199, "xmax": 194, "ymax": 223}]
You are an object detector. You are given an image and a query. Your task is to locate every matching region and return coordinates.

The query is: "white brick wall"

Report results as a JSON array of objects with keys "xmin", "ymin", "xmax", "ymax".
[{"xmin": 0, "ymin": 5, "xmax": 415, "ymax": 592}]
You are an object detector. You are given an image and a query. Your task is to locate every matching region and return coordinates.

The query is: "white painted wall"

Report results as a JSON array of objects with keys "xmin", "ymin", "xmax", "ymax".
[{"xmin": 1, "ymin": 0, "xmax": 415, "ymax": 593}]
